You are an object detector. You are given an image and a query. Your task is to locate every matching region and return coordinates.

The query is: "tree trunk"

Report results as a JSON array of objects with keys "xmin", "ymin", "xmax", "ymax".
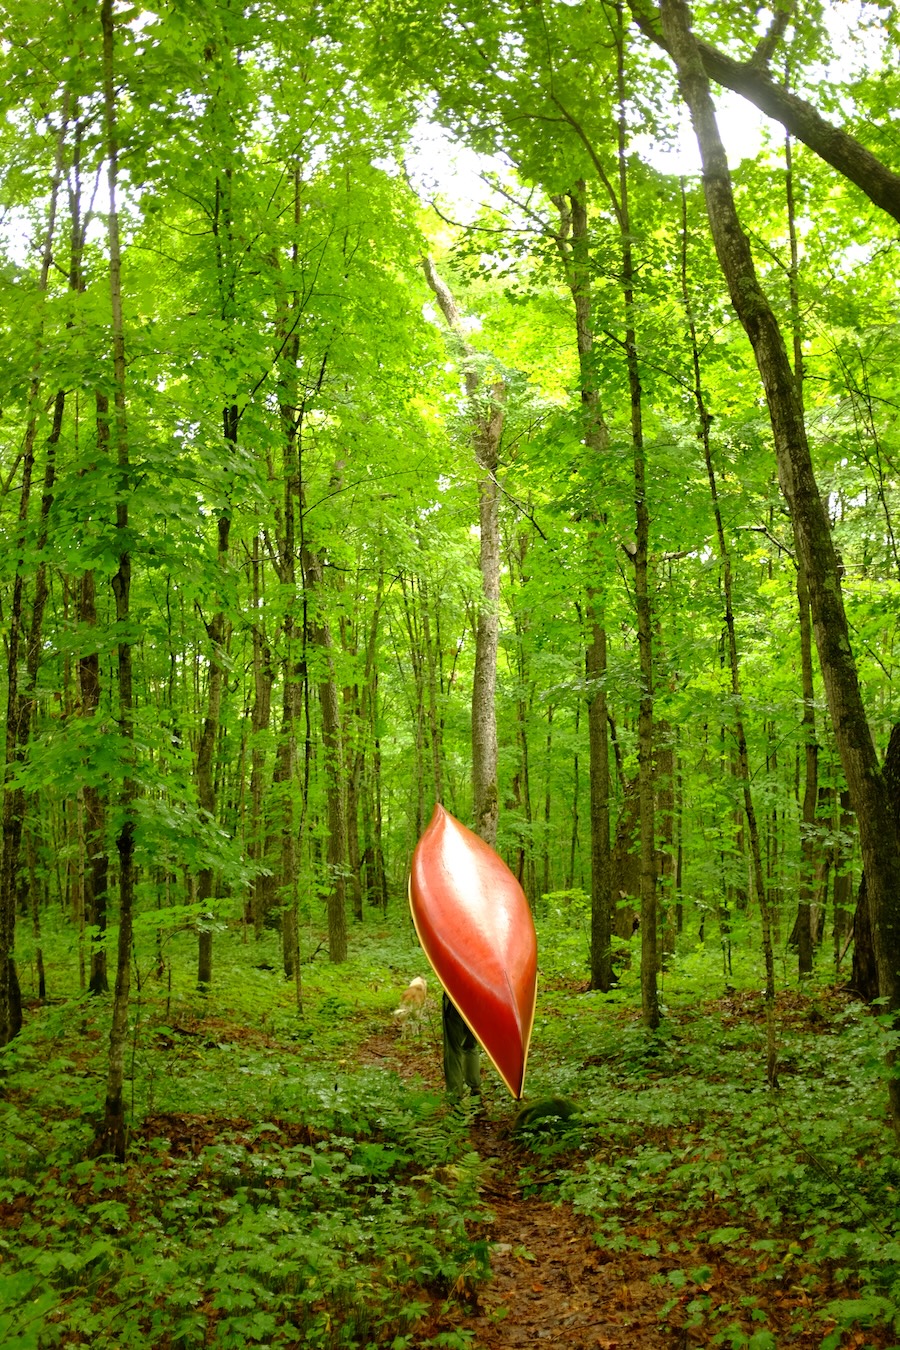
[
  {"xmin": 794, "ymin": 557, "xmax": 817, "ymax": 977},
  {"xmin": 342, "ymin": 666, "xmax": 364, "ymax": 924},
  {"xmin": 351, "ymin": 577, "xmax": 385, "ymax": 912},
  {"xmin": 549, "ymin": 40, "xmax": 659, "ymax": 1012},
  {"xmin": 615, "ymin": 30, "xmax": 659, "ymax": 1028},
  {"xmin": 542, "ymin": 704, "xmax": 553, "ymax": 900},
  {"xmin": 68, "ymin": 141, "xmax": 110, "ymax": 996},
  {"xmin": 852, "ymin": 726, "xmax": 900, "ymax": 1001},
  {"xmin": 586, "ymin": 610, "xmax": 613, "ymax": 985},
  {"xmin": 302, "ymin": 542, "xmax": 347, "ymax": 963},
  {"xmin": 661, "ymin": 0, "xmax": 900, "ymax": 1126},
  {"xmin": 421, "ymin": 578, "xmax": 445, "ymax": 808},
  {"xmin": 681, "ymin": 183, "xmax": 777, "ymax": 1078},
  {"xmin": 422, "ymin": 256, "xmax": 505, "ymax": 847},
  {"xmin": 248, "ymin": 541, "xmax": 274, "ymax": 934},
  {"xmin": 471, "ymin": 390, "xmax": 504, "ymax": 848},
  {"xmin": 631, "ymin": 2, "xmax": 900, "ymax": 226},
  {"xmin": 852, "ymin": 872, "xmax": 878, "ymax": 1002},
  {"xmin": 195, "ymin": 504, "xmax": 232, "ymax": 990},
  {"xmin": 833, "ymin": 789, "xmax": 854, "ymax": 969},
  {"xmin": 360, "ymin": 575, "xmax": 388, "ymax": 912},
  {"xmin": 509, "ymin": 529, "xmax": 535, "ymax": 899},
  {"xmin": 269, "ymin": 187, "xmax": 311, "ymax": 986},
  {"xmin": 567, "ymin": 702, "xmax": 580, "ymax": 891},
  {"xmin": 80, "ymin": 564, "xmax": 109, "ymax": 995},
  {"xmin": 0, "ymin": 95, "xmax": 68, "ymax": 1046},
  {"xmin": 784, "ymin": 128, "xmax": 818, "ymax": 978},
  {"xmin": 551, "ymin": 183, "xmax": 614, "ymax": 992},
  {"xmin": 656, "ymin": 732, "xmax": 677, "ymax": 962},
  {"xmin": 400, "ymin": 573, "xmax": 427, "ymax": 837},
  {"xmin": 611, "ymin": 772, "xmax": 641, "ymax": 943},
  {"xmin": 271, "ymin": 623, "xmax": 302, "ymax": 979},
  {"xmin": 369, "ymin": 723, "xmax": 388, "ymax": 912},
  {"xmin": 195, "ymin": 156, "xmax": 241, "ymax": 988},
  {"xmin": 97, "ymin": 0, "xmax": 135, "ymax": 1161}
]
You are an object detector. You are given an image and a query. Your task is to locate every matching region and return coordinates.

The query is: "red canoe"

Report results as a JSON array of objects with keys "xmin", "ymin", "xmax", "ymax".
[{"xmin": 408, "ymin": 804, "xmax": 537, "ymax": 1099}]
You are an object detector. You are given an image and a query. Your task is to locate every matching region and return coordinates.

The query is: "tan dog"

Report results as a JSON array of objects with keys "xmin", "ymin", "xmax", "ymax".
[{"xmin": 392, "ymin": 976, "xmax": 428, "ymax": 1036}]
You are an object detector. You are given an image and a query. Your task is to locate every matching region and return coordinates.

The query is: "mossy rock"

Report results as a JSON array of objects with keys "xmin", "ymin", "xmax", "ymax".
[{"xmin": 512, "ymin": 1095, "xmax": 579, "ymax": 1136}]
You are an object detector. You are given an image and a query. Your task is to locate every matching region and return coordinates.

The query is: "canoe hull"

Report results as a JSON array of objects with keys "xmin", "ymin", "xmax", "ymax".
[{"xmin": 409, "ymin": 804, "xmax": 537, "ymax": 1099}]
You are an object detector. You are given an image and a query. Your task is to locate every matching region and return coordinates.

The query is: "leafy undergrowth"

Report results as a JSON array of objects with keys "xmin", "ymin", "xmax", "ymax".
[
  {"xmin": 2, "ymin": 1093, "xmax": 488, "ymax": 1348},
  {"xmin": 512, "ymin": 975, "xmax": 900, "ymax": 1349},
  {"xmin": 0, "ymin": 926, "xmax": 489, "ymax": 1348},
  {"xmin": 2, "ymin": 917, "xmax": 900, "ymax": 1348}
]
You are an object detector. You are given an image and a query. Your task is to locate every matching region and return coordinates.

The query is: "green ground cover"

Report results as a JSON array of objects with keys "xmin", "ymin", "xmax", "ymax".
[{"xmin": 1, "ymin": 903, "xmax": 899, "ymax": 1349}]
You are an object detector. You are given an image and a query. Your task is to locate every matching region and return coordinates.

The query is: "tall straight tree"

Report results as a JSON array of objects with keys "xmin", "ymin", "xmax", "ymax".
[
  {"xmin": 660, "ymin": 0, "xmax": 900, "ymax": 1130},
  {"xmin": 195, "ymin": 278, "xmax": 240, "ymax": 991},
  {"xmin": 0, "ymin": 103, "xmax": 67, "ymax": 1043},
  {"xmin": 551, "ymin": 7, "xmax": 660, "ymax": 1024},
  {"xmin": 96, "ymin": 0, "xmax": 136, "ymax": 1161},
  {"xmin": 680, "ymin": 185, "xmax": 777, "ymax": 1083},
  {"xmin": 301, "ymin": 536, "xmax": 348, "ymax": 964},
  {"xmin": 784, "ymin": 122, "xmax": 818, "ymax": 978},
  {"xmin": 551, "ymin": 182, "xmax": 614, "ymax": 992},
  {"xmin": 422, "ymin": 256, "xmax": 505, "ymax": 846}
]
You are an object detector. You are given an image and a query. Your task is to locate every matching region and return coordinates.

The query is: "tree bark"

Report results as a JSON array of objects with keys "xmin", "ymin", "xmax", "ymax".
[
  {"xmin": 97, "ymin": 0, "xmax": 136, "ymax": 1161},
  {"xmin": 681, "ymin": 180, "xmax": 777, "ymax": 1079},
  {"xmin": 661, "ymin": 0, "xmax": 900, "ymax": 1126},
  {"xmin": 196, "ymin": 500, "xmax": 232, "ymax": 990},
  {"xmin": 471, "ymin": 388, "xmax": 504, "ymax": 848},
  {"xmin": 248, "ymin": 540, "xmax": 274, "ymax": 934},
  {"xmin": 369, "ymin": 718, "xmax": 388, "ymax": 913},
  {"xmin": 508, "ymin": 529, "xmax": 535, "ymax": 898},
  {"xmin": 612, "ymin": 22, "xmax": 659, "ymax": 1029},
  {"xmin": 270, "ymin": 173, "xmax": 311, "ymax": 986},
  {"xmin": 79, "ymin": 562, "xmax": 109, "ymax": 995},
  {"xmin": 551, "ymin": 183, "xmax": 614, "ymax": 992},
  {"xmin": 420, "ymin": 578, "xmax": 445, "ymax": 809},
  {"xmin": 630, "ymin": 1, "xmax": 900, "ymax": 226},
  {"xmin": 784, "ymin": 126, "xmax": 818, "ymax": 978},
  {"xmin": 833, "ymin": 789, "xmax": 854, "ymax": 968},
  {"xmin": 302, "ymin": 540, "xmax": 348, "ymax": 964},
  {"xmin": 542, "ymin": 704, "xmax": 553, "ymax": 899},
  {"xmin": 62, "ymin": 125, "xmax": 110, "ymax": 996},
  {"xmin": 349, "ymin": 577, "xmax": 385, "ymax": 912},
  {"xmin": 794, "ymin": 555, "xmax": 818, "ymax": 977},
  {"xmin": 271, "ymin": 618, "xmax": 302, "ymax": 979},
  {"xmin": 195, "ymin": 155, "xmax": 241, "ymax": 989},
  {"xmin": 852, "ymin": 727, "xmax": 900, "ymax": 1001},
  {"xmin": 422, "ymin": 255, "xmax": 505, "ymax": 847},
  {"xmin": 341, "ymin": 656, "xmax": 364, "ymax": 925},
  {"xmin": 400, "ymin": 573, "xmax": 427, "ymax": 837},
  {"xmin": 0, "ymin": 93, "xmax": 69, "ymax": 1046},
  {"xmin": 656, "ymin": 731, "xmax": 677, "ymax": 962}
]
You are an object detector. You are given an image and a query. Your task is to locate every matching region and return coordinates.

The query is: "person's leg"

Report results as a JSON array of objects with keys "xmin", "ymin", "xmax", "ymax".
[
  {"xmin": 461, "ymin": 1026, "xmax": 481, "ymax": 1094},
  {"xmin": 442, "ymin": 994, "xmax": 466, "ymax": 1096}
]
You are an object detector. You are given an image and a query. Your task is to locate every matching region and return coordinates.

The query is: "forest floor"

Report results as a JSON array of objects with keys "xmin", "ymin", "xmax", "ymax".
[
  {"xmin": 359, "ymin": 1006, "xmax": 889, "ymax": 1350},
  {"xmin": 5, "ymin": 934, "xmax": 900, "ymax": 1350}
]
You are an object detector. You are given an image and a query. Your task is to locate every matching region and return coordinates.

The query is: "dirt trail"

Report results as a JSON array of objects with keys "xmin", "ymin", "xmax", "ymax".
[
  {"xmin": 451, "ymin": 1116, "xmax": 676, "ymax": 1349},
  {"xmin": 362, "ymin": 1028, "xmax": 695, "ymax": 1349},
  {"xmin": 359, "ymin": 1020, "xmax": 891, "ymax": 1349}
]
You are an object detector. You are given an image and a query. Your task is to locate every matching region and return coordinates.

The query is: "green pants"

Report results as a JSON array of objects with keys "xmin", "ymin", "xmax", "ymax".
[{"xmin": 442, "ymin": 993, "xmax": 481, "ymax": 1096}]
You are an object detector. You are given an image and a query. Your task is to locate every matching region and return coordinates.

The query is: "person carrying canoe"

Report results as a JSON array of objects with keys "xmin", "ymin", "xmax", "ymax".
[
  {"xmin": 441, "ymin": 992, "xmax": 481, "ymax": 1098},
  {"xmin": 409, "ymin": 805, "xmax": 537, "ymax": 1102}
]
